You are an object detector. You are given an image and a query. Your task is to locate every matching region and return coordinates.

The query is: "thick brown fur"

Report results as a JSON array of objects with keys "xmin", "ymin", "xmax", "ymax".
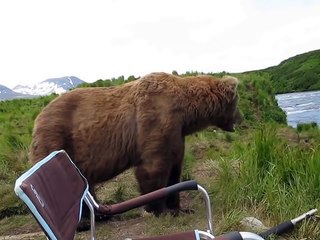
[{"xmin": 30, "ymin": 72, "xmax": 241, "ymax": 220}]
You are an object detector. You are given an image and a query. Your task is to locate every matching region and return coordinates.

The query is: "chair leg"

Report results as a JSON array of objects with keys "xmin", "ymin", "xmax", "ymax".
[
  {"xmin": 197, "ymin": 185, "xmax": 214, "ymax": 235},
  {"xmin": 84, "ymin": 195, "xmax": 96, "ymax": 240}
]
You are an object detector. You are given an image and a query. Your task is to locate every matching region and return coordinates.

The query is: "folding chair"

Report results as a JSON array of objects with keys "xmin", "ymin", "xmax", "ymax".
[
  {"xmin": 14, "ymin": 150, "xmax": 98, "ymax": 240},
  {"xmin": 14, "ymin": 150, "xmax": 317, "ymax": 240},
  {"xmin": 14, "ymin": 150, "xmax": 215, "ymax": 240}
]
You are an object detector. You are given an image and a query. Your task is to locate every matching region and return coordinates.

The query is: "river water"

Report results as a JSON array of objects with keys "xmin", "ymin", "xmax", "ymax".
[{"xmin": 276, "ymin": 90, "xmax": 320, "ymax": 128}]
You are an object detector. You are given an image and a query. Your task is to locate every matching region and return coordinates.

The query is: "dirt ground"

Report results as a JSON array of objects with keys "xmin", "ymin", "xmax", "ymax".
[
  {"xmin": 0, "ymin": 217, "xmax": 147, "ymax": 240},
  {"xmin": 0, "ymin": 193, "xmax": 205, "ymax": 240}
]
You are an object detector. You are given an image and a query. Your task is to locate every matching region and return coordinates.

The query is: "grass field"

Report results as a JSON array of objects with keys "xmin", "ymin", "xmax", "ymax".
[{"xmin": 0, "ymin": 124, "xmax": 319, "ymax": 239}]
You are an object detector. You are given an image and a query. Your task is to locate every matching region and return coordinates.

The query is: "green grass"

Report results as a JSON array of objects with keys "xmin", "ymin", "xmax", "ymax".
[
  {"xmin": 1, "ymin": 125, "xmax": 319, "ymax": 239},
  {"xmin": 0, "ymin": 95, "xmax": 57, "ymax": 216},
  {"xmin": 0, "ymin": 215, "xmax": 40, "ymax": 236},
  {"xmin": 212, "ymin": 124, "xmax": 320, "ymax": 238},
  {"xmin": 182, "ymin": 146, "xmax": 196, "ymax": 181}
]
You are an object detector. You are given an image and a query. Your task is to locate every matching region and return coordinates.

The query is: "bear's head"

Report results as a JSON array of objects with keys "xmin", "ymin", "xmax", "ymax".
[{"xmin": 210, "ymin": 76, "xmax": 242, "ymax": 132}]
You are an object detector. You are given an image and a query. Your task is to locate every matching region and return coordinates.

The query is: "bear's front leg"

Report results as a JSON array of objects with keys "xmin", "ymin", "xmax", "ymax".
[
  {"xmin": 165, "ymin": 137, "xmax": 185, "ymax": 212},
  {"xmin": 166, "ymin": 163, "xmax": 182, "ymax": 211},
  {"xmin": 134, "ymin": 160, "xmax": 172, "ymax": 216},
  {"xmin": 165, "ymin": 153, "xmax": 194, "ymax": 215}
]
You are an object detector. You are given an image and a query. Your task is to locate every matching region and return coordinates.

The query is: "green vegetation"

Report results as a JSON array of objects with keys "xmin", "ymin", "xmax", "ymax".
[
  {"xmin": 77, "ymin": 75, "xmax": 139, "ymax": 88},
  {"xmin": 297, "ymin": 122, "xmax": 318, "ymax": 132},
  {"xmin": 0, "ymin": 94, "xmax": 57, "ymax": 217},
  {"xmin": 253, "ymin": 49, "xmax": 320, "ymax": 94},
  {"xmin": 195, "ymin": 124, "xmax": 320, "ymax": 239},
  {"xmin": 1, "ymin": 49, "xmax": 320, "ymax": 238},
  {"xmin": 214, "ymin": 124, "xmax": 320, "ymax": 222}
]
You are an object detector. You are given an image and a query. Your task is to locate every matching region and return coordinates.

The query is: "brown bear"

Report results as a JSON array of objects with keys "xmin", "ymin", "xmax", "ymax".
[{"xmin": 29, "ymin": 72, "xmax": 241, "ymax": 226}]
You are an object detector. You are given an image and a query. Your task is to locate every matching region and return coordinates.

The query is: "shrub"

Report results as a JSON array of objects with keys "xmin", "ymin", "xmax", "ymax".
[{"xmin": 297, "ymin": 122, "xmax": 318, "ymax": 132}]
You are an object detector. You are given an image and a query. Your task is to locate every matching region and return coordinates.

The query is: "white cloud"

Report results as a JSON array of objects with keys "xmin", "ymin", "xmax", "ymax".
[{"xmin": 0, "ymin": 0, "xmax": 319, "ymax": 88}]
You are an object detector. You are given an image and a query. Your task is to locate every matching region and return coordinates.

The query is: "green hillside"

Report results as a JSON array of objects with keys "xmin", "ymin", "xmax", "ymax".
[{"xmin": 262, "ymin": 49, "xmax": 320, "ymax": 93}]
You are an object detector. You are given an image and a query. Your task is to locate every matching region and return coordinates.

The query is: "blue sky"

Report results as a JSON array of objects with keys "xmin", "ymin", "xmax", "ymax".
[{"xmin": 0, "ymin": 0, "xmax": 319, "ymax": 88}]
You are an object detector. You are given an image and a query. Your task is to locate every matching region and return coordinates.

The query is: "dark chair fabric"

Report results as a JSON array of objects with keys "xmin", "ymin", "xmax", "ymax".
[{"xmin": 14, "ymin": 150, "xmax": 88, "ymax": 240}]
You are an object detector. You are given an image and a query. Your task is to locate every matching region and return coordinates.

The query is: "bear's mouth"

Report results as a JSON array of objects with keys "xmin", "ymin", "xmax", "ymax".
[{"xmin": 230, "ymin": 122, "xmax": 238, "ymax": 132}]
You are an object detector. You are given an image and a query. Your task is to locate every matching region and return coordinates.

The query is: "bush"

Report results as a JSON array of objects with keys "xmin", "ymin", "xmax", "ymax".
[{"xmin": 297, "ymin": 122, "xmax": 318, "ymax": 132}]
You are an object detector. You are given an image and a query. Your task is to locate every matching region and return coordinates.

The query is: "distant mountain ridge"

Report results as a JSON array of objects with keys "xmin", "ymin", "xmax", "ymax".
[
  {"xmin": 0, "ymin": 84, "xmax": 34, "ymax": 101},
  {"xmin": 13, "ymin": 76, "xmax": 85, "ymax": 96}
]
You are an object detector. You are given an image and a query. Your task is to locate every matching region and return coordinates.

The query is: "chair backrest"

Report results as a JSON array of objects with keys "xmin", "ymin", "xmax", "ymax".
[{"xmin": 14, "ymin": 150, "xmax": 89, "ymax": 240}]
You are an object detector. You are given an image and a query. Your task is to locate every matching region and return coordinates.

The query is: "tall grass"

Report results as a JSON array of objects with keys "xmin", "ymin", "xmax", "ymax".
[
  {"xmin": 182, "ymin": 147, "xmax": 196, "ymax": 181},
  {"xmin": 0, "ymin": 95, "xmax": 57, "ymax": 217},
  {"xmin": 0, "ymin": 133, "xmax": 30, "ymax": 217},
  {"xmin": 213, "ymin": 124, "xmax": 320, "ymax": 237}
]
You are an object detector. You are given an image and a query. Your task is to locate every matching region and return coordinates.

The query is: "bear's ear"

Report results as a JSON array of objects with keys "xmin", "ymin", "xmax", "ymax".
[
  {"xmin": 221, "ymin": 76, "xmax": 239, "ymax": 100},
  {"xmin": 222, "ymin": 76, "xmax": 239, "ymax": 89}
]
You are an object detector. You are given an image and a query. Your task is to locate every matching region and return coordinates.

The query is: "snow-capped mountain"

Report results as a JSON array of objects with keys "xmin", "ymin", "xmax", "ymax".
[
  {"xmin": 13, "ymin": 76, "xmax": 85, "ymax": 96},
  {"xmin": 0, "ymin": 84, "xmax": 34, "ymax": 101}
]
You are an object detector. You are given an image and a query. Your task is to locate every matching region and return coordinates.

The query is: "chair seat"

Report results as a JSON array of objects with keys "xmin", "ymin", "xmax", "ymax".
[{"xmin": 14, "ymin": 150, "xmax": 89, "ymax": 240}]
